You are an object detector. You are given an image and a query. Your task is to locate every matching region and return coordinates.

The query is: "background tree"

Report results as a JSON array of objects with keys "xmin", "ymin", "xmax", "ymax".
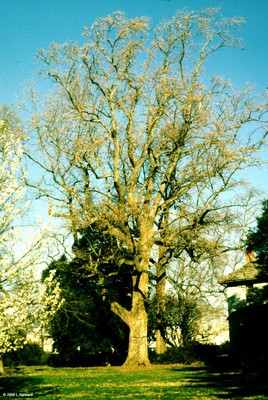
[
  {"xmin": 0, "ymin": 106, "xmax": 40, "ymax": 374},
  {"xmin": 43, "ymin": 227, "xmax": 131, "ymax": 366},
  {"xmin": 0, "ymin": 106, "xmax": 62, "ymax": 374},
  {"xmin": 149, "ymin": 292, "xmax": 201, "ymax": 348},
  {"xmin": 248, "ymin": 200, "xmax": 268, "ymax": 268},
  {"xmin": 25, "ymin": 9, "xmax": 267, "ymax": 366},
  {"xmin": 247, "ymin": 200, "xmax": 268, "ymax": 304},
  {"xmin": 149, "ymin": 251, "xmax": 228, "ymax": 349}
]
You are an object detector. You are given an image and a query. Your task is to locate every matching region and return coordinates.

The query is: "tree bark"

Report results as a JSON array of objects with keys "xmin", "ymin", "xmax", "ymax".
[
  {"xmin": 155, "ymin": 246, "xmax": 167, "ymax": 355},
  {"xmin": 124, "ymin": 304, "xmax": 150, "ymax": 366},
  {"xmin": 111, "ymin": 304, "xmax": 150, "ymax": 366},
  {"xmin": 0, "ymin": 356, "xmax": 5, "ymax": 375},
  {"xmin": 155, "ymin": 329, "xmax": 166, "ymax": 355},
  {"xmin": 111, "ymin": 271, "xmax": 150, "ymax": 366}
]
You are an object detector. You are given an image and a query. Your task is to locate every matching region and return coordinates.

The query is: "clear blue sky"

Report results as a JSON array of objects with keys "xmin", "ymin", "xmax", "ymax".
[{"xmin": 0, "ymin": 0, "xmax": 267, "ymax": 194}]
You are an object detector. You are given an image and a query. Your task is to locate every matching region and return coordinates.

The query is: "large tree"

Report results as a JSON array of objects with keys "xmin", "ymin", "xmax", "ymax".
[{"xmin": 25, "ymin": 9, "xmax": 267, "ymax": 366}]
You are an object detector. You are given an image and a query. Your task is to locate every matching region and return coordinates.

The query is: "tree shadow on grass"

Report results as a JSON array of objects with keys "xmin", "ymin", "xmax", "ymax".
[
  {"xmin": 174, "ymin": 367, "xmax": 268, "ymax": 399},
  {"xmin": 0, "ymin": 373, "xmax": 60, "ymax": 398}
]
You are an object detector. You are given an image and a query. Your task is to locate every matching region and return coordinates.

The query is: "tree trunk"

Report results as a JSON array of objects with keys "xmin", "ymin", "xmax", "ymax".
[
  {"xmin": 124, "ymin": 303, "xmax": 150, "ymax": 366},
  {"xmin": 111, "ymin": 271, "xmax": 150, "ymax": 367},
  {"xmin": 0, "ymin": 356, "xmax": 5, "ymax": 375},
  {"xmin": 155, "ymin": 249, "xmax": 167, "ymax": 355},
  {"xmin": 155, "ymin": 328, "xmax": 166, "ymax": 355}
]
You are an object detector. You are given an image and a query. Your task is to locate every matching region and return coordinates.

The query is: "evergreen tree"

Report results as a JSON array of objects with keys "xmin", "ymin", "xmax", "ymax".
[
  {"xmin": 43, "ymin": 226, "xmax": 132, "ymax": 366},
  {"xmin": 247, "ymin": 200, "xmax": 268, "ymax": 304},
  {"xmin": 248, "ymin": 200, "xmax": 268, "ymax": 267}
]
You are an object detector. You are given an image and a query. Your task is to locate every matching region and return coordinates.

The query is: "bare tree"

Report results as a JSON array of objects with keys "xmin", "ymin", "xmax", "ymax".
[{"xmin": 25, "ymin": 9, "xmax": 267, "ymax": 366}]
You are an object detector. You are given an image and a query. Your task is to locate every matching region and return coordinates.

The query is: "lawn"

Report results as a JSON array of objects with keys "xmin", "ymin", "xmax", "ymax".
[{"xmin": 0, "ymin": 364, "xmax": 267, "ymax": 399}]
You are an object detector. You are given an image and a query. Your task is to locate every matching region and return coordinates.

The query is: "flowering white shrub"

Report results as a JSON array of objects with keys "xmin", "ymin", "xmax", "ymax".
[
  {"xmin": 0, "ymin": 110, "xmax": 62, "ymax": 359},
  {"xmin": 38, "ymin": 269, "xmax": 64, "ymax": 332}
]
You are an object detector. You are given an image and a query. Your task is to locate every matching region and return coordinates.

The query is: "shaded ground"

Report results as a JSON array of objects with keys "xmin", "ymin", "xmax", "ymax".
[
  {"xmin": 0, "ymin": 368, "xmax": 61, "ymax": 398},
  {"xmin": 0, "ymin": 364, "xmax": 267, "ymax": 399},
  {"xmin": 176, "ymin": 366, "xmax": 268, "ymax": 399}
]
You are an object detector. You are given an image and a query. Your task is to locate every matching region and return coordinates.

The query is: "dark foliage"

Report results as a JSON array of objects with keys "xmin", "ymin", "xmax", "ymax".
[
  {"xmin": 248, "ymin": 200, "xmax": 268, "ymax": 285},
  {"xmin": 149, "ymin": 342, "xmax": 231, "ymax": 367},
  {"xmin": 42, "ymin": 226, "xmax": 132, "ymax": 367},
  {"xmin": 3, "ymin": 343, "xmax": 48, "ymax": 367},
  {"xmin": 239, "ymin": 202, "xmax": 268, "ymax": 372}
]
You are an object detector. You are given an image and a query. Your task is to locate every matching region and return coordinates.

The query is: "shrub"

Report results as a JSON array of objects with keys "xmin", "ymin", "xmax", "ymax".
[
  {"xmin": 150, "ymin": 342, "xmax": 231, "ymax": 366},
  {"xmin": 3, "ymin": 342, "xmax": 48, "ymax": 367}
]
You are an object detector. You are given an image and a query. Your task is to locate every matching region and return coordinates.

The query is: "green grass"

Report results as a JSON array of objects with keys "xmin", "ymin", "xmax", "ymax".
[{"xmin": 0, "ymin": 364, "xmax": 267, "ymax": 399}]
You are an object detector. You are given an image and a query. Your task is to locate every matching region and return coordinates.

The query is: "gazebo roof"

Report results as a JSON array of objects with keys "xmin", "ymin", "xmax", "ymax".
[{"xmin": 218, "ymin": 262, "xmax": 266, "ymax": 287}]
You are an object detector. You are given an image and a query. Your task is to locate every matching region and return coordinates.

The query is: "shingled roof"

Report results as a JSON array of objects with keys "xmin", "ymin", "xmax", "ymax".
[{"xmin": 218, "ymin": 262, "xmax": 266, "ymax": 287}]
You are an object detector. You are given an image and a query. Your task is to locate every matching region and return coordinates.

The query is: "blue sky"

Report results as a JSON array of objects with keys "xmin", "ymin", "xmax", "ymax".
[
  {"xmin": 0, "ymin": 0, "xmax": 268, "ymax": 106},
  {"xmin": 0, "ymin": 0, "xmax": 267, "ymax": 195}
]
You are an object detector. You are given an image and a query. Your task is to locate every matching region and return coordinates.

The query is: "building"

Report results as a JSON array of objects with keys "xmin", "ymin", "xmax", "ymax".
[{"xmin": 218, "ymin": 253, "xmax": 268, "ymax": 360}]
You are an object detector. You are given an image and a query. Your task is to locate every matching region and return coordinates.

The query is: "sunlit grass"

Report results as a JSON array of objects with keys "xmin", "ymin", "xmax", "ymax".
[{"xmin": 0, "ymin": 364, "xmax": 267, "ymax": 399}]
